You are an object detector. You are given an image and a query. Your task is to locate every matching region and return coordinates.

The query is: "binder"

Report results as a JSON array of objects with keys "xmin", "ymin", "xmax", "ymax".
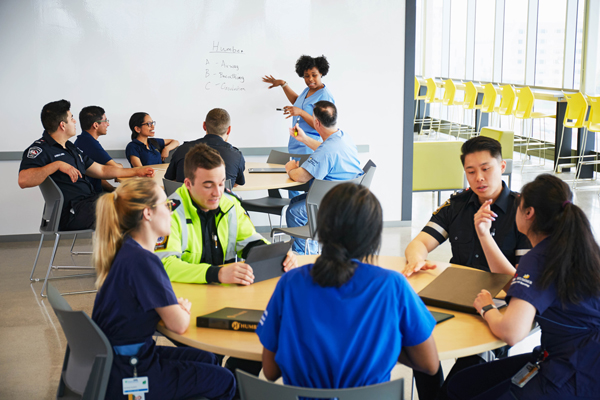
[
  {"xmin": 418, "ymin": 267, "xmax": 512, "ymax": 315},
  {"xmin": 196, "ymin": 307, "xmax": 264, "ymax": 332}
]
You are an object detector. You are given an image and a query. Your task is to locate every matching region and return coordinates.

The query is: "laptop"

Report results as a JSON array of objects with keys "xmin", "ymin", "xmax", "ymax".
[
  {"xmin": 248, "ymin": 167, "xmax": 287, "ymax": 173},
  {"xmin": 245, "ymin": 241, "xmax": 293, "ymax": 283},
  {"xmin": 418, "ymin": 267, "xmax": 512, "ymax": 315}
]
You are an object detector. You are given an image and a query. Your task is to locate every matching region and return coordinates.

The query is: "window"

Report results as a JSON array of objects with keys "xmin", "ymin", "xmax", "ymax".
[
  {"xmin": 448, "ymin": 0, "xmax": 468, "ymax": 79},
  {"xmin": 473, "ymin": 0, "xmax": 495, "ymax": 81},
  {"xmin": 534, "ymin": 0, "xmax": 567, "ymax": 88},
  {"xmin": 502, "ymin": 0, "xmax": 528, "ymax": 84}
]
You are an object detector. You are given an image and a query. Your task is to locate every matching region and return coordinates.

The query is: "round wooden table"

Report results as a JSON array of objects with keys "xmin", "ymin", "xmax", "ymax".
[
  {"xmin": 119, "ymin": 162, "xmax": 303, "ymax": 192},
  {"xmin": 157, "ymin": 255, "xmax": 506, "ymax": 361}
]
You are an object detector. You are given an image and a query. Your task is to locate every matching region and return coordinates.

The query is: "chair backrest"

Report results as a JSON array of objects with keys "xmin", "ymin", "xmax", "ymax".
[
  {"xmin": 38, "ymin": 177, "xmax": 64, "ymax": 234},
  {"xmin": 425, "ymin": 78, "xmax": 438, "ymax": 103},
  {"xmin": 413, "ymin": 141, "xmax": 465, "ymax": 191},
  {"xmin": 163, "ymin": 178, "xmax": 184, "ymax": 197},
  {"xmin": 360, "ymin": 160, "xmax": 377, "ymax": 188},
  {"xmin": 513, "ymin": 86, "xmax": 534, "ymax": 120},
  {"xmin": 462, "ymin": 81, "xmax": 479, "ymax": 109},
  {"xmin": 306, "ymin": 176, "xmax": 363, "ymax": 237},
  {"xmin": 237, "ymin": 370, "xmax": 404, "ymax": 400},
  {"xmin": 442, "ymin": 79, "xmax": 458, "ymax": 106},
  {"xmin": 48, "ymin": 284, "xmax": 113, "ymax": 400},
  {"xmin": 480, "ymin": 83, "xmax": 498, "ymax": 113},
  {"xmin": 497, "ymin": 84, "xmax": 516, "ymax": 116},
  {"xmin": 414, "ymin": 76, "xmax": 420, "ymax": 99},
  {"xmin": 587, "ymin": 96, "xmax": 600, "ymax": 133},
  {"xmin": 562, "ymin": 92, "xmax": 588, "ymax": 129},
  {"xmin": 267, "ymin": 150, "xmax": 311, "ymax": 165},
  {"xmin": 479, "ymin": 127, "xmax": 514, "ymax": 160}
]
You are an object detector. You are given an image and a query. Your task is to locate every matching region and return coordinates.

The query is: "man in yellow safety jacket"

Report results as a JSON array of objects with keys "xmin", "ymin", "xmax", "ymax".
[{"xmin": 155, "ymin": 143, "xmax": 297, "ymax": 285}]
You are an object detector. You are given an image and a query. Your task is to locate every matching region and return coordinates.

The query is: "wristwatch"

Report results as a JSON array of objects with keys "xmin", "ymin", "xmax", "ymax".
[{"xmin": 480, "ymin": 304, "xmax": 497, "ymax": 318}]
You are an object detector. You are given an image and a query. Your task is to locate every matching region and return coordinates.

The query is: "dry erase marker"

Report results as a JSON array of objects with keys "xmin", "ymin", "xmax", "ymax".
[
  {"xmin": 294, "ymin": 122, "xmax": 299, "ymax": 136},
  {"xmin": 276, "ymin": 108, "xmax": 283, "ymax": 111}
]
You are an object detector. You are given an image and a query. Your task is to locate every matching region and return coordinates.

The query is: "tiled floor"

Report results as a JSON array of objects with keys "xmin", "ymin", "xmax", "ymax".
[{"xmin": 1, "ymin": 162, "xmax": 598, "ymax": 399}]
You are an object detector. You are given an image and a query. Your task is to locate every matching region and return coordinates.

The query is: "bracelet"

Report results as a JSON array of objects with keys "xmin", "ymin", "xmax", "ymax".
[{"xmin": 281, "ymin": 81, "xmax": 288, "ymax": 88}]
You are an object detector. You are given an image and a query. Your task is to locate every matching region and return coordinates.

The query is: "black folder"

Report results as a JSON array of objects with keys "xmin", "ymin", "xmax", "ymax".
[
  {"xmin": 245, "ymin": 241, "xmax": 292, "ymax": 283},
  {"xmin": 418, "ymin": 267, "xmax": 512, "ymax": 315},
  {"xmin": 197, "ymin": 307, "xmax": 263, "ymax": 332}
]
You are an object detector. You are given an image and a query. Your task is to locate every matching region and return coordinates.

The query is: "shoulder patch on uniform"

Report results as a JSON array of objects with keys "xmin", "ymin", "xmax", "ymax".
[
  {"xmin": 155, "ymin": 235, "xmax": 169, "ymax": 250},
  {"xmin": 432, "ymin": 199, "xmax": 451, "ymax": 215},
  {"xmin": 27, "ymin": 147, "xmax": 42, "ymax": 159}
]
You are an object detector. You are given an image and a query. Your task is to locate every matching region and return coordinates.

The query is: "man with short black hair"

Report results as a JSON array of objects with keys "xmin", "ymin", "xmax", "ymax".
[
  {"xmin": 19, "ymin": 100, "xmax": 154, "ymax": 231},
  {"xmin": 284, "ymin": 101, "xmax": 363, "ymax": 254},
  {"xmin": 165, "ymin": 108, "xmax": 245, "ymax": 185},
  {"xmin": 75, "ymin": 105, "xmax": 123, "ymax": 193}
]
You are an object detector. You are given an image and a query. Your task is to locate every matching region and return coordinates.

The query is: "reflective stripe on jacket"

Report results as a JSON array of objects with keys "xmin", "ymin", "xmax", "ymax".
[{"xmin": 155, "ymin": 185, "xmax": 267, "ymax": 283}]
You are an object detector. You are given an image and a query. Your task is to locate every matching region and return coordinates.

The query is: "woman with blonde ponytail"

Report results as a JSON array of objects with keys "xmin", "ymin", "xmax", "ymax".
[
  {"xmin": 91, "ymin": 178, "xmax": 235, "ymax": 400},
  {"xmin": 447, "ymin": 174, "xmax": 600, "ymax": 399},
  {"xmin": 256, "ymin": 183, "xmax": 440, "ymax": 389}
]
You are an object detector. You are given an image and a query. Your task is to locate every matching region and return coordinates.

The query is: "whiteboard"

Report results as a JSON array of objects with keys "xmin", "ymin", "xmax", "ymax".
[{"xmin": 0, "ymin": 0, "xmax": 405, "ymax": 153}]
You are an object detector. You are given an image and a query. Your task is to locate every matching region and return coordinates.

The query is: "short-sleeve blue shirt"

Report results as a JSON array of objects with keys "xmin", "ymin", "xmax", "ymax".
[
  {"xmin": 92, "ymin": 236, "xmax": 178, "ymax": 346},
  {"xmin": 126, "ymin": 138, "xmax": 165, "ymax": 166},
  {"xmin": 289, "ymin": 85, "xmax": 335, "ymax": 154},
  {"xmin": 300, "ymin": 130, "xmax": 363, "ymax": 181},
  {"xmin": 506, "ymin": 237, "xmax": 600, "ymax": 395},
  {"xmin": 256, "ymin": 262, "xmax": 436, "ymax": 389},
  {"xmin": 74, "ymin": 130, "xmax": 113, "ymax": 193}
]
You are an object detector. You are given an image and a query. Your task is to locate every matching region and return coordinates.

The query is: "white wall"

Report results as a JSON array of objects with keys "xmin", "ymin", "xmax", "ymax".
[{"xmin": 0, "ymin": 0, "xmax": 405, "ymax": 236}]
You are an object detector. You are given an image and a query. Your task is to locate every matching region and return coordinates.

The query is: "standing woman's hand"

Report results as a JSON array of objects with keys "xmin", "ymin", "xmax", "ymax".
[
  {"xmin": 283, "ymin": 106, "xmax": 302, "ymax": 119},
  {"xmin": 262, "ymin": 75, "xmax": 286, "ymax": 88}
]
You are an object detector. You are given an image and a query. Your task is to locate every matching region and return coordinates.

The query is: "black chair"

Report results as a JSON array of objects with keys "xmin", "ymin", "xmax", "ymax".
[
  {"xmin": 47, "ymin": 283, "xmax": 113, "ymax": 400},
  {"xmin": 236, "ymin": 370, "xmax": 404, "ymax": 400},
  {"xmin": 30, "ymin": 177, "xmax": 95, "ymax": 297},
  {"xmin": 241, "ymin": 150, "xmax": 310, "ymax": 230}
]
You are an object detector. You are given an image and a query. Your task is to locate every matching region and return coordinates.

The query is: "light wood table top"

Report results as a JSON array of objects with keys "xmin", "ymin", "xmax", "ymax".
[
  {"xmin": 157, "ymin": 255, "xmax": 506, "ymax": 361},
  {"xmin": 119, "ymin": 162, "xmax": 304, "ymax": 192}
]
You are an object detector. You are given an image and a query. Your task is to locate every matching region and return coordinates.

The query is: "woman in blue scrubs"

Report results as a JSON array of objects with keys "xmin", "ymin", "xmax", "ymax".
[
  {"xmin": 126, "ymin": 112, "xmax": 179, "ymax": 167},
  {"xmin": 447, "ymin": 174, "xmax": 600, "ymax": 399},
  {"xmin": 263, "ymin": 55, "xmax": 334, "ymax": 155},
  {"xmin": 91, "ymin": 178, "xmax": 235, "ymax": 400},
  {"xmin": 256, "ymin": 183, "xmax": 440, "ymax": 389}
]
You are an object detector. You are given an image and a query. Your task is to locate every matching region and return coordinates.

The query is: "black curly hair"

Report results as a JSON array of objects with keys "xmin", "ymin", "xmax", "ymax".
[{"xmin": 295, "ymin": 55, "xmax": 330, "ymax": 77}]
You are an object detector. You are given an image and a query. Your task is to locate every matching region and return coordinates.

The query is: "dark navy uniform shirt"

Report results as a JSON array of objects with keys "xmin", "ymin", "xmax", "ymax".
[
  {"xmin": 19, "ymin": 130, "xmax": 95, "ymax": 215},
  {"xmin": 125, "ymin": 137, "xmax": 165, "ymax": 166},
  {"xmin": 422, "ymin": 181, "xmax": 531, "ymax": 271},
  {"xmin": 74, "ymin": 130, "xmax": 113, "ymax": 193},
  {"xmin": 165, "ymin": 134, "xmax": 245, "ymax": 185}
]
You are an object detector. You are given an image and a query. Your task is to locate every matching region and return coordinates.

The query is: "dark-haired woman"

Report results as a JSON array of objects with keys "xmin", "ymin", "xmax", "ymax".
[
  {"xmin": 256, "ymin": 183, "xmax": 440, "ymax": 389},
  {"xmin": 263, "ymin": 55, "xmax": 334, "ymax": 155},
  {"xmin": 92, "ymin": 178, "xmax": 235, "ymax": 399},
  {"xmin": 447, "ymin": 174, "xmax": 600, "ymax": 399},
  {"xmin": 126, "ymin": 112, "xmax": 179, "ymax": 167}
]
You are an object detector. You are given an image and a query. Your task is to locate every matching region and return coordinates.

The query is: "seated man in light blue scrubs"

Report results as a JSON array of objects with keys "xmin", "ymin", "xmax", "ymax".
[{"xmin": 284, "ymin": 101, "xmax": 363, "ymax": 254}]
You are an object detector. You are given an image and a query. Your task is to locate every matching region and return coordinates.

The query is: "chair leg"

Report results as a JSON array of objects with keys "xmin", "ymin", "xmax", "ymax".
[
  {"xmin": 69, "ymin": 234, "xmax": 92, "ymax": 256},
  {"xmin": 30, "ymin": 234, "xmax": 45, "ymax": 282},
  {"xmin": 411, "ymin": 373, "xmax": 415, "ymax": 400},
  {"xmin": 41, "ymin": 233, "xmax": 61, "ymax": 298},
  {"xmin": 267, "ymin": 214, "xmax": 273, "ymax": 232}
]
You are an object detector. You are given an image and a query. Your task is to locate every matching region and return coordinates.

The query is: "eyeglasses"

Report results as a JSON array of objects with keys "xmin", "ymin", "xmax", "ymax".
[
  {"xmin": 96, "ymin": 119, "xmax": 109, "ymax": 124},
  {"xmin": 151, "ymin": 199, "xmax": 176, "ymax": 212},
  {"xmin": 141, "ymin": 121, "xmax": 156, "ymax": 127}
]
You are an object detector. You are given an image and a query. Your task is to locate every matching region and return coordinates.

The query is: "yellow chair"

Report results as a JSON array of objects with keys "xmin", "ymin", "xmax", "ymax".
[
  {"xmin": 513, "ymin": 86, "xmax": 556, "ymax": 172},
  {"xmin": 553, "ymin": 92, "xmax": 588, "ymax": 174},
  {"xmin": 477, "ymin": 83, "xmax": 499, "ymax": 132},
  {"xmin": 414, "ymin": 77, "xmax": 429, "ymax": 134},
  {"xmin": 494, "ymin": 84, "xmax": 517, "ymax": 128},
  {"xmin": 413, "ymin": 140, "xmax": 465, "ymax": 205},
  {"xmin": 461, "ymin": 81, "xmax": 482, "ymax": 136},
  {"xmin": 415, "ymin": 78, "xmax": 445, "ymax": 135},
  {"xmin": 574, "ymin": 96, "xmax": 600, "ymax": 188},
  {"xmin": 442, "ymin": 79, "xmax": 466, "ymax": 138},
  {"xmin": 480, "ymin": 127, "xmax": 515, "ymax": 188}
]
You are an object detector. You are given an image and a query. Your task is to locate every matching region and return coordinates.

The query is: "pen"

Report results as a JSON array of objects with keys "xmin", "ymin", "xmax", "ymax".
[{"xmin": 213, "ymin": 234, "xmax": 218, "ymax": 249}]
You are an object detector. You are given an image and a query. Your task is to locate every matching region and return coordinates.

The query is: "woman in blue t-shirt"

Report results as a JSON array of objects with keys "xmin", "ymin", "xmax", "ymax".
[
  {"xmin": 256, "ymin": 183, "xmax": 440, "ymax": 389},
  {"xmin": 91, "ymin": 178, "xmax": 235, "ymax": 400},
  {"xmin": 126, "ymin": 112, "xmax": 179, "ymax": 167},
  {"xmin": 447, "ymin": 174, "xmax": 600, "ymax": 399},
  {"xmin": 263, "ymin": 55, "xmax": 335, "ymax": 155}
]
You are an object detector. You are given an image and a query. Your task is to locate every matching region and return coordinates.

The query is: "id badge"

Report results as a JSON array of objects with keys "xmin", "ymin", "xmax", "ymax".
[
  {"xmin": 123, "ymin": 376, "xmax": 149, "ymax": 397},
  {"xmin": 511, "ymin": 362, "xmax": 539, "ymax": 388}
]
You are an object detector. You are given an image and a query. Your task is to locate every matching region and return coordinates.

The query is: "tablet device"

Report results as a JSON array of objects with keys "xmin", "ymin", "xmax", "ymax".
[
  {"xmin": 430, "ymin": 311, "xmax": 454, "ymax": 324},
  {"xmin": 245, "ymin": 241, "xmax": 292, "ymax": 283},
  {"xmin": 248, "ymin": 167, "xmax": 287, "ymax": 173}
]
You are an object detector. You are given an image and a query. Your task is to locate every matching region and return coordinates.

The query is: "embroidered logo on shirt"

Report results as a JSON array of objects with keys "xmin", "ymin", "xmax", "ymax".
[
  {"xmin": 432, "ymin": 199, "xmax": 451, "ymax": 215},
  {"xmin": 306, "ymin": 157, "xmax": 319, "ymax": 167},
  {"xmin": 27, "ymin": 147, "xmax": 42, "ymax": 159},
  {"xmin": 54, "ymin": 153, "xmax": 65, "ymax": 158},
  {"xmin": 511, "ymin": 272, "xmax": 533, "ymax": 288},
  {"xmin": 155, "ymin": 235, "xmax": 169, "ymax": 250}
]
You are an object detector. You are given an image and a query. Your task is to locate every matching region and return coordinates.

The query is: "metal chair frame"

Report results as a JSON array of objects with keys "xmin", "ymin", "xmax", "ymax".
[{"xmin": 30, "ymin": 177, "xmax": 95, "ymax": 297}]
